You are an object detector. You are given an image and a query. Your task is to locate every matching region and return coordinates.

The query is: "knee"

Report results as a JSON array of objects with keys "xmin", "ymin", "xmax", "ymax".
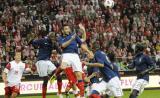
[
  {"xmin": 11, "ymin": 93, "xmax": 18, "ymax": 98},
  {"xmin": 74, "ymin": 71, "xmax": 82, "ymax": 80},
  {"xmin": 43, "ymin": 76, "xmax": 49, "ymax": 86}
]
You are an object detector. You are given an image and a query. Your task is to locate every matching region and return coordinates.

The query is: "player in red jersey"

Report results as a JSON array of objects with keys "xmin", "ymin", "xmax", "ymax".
[{"xmin": 2, "ymin": 51, "xmax": 32, "ymax": 98}]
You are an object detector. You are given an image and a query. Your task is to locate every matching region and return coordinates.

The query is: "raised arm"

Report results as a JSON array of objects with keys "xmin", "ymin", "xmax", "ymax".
[{"xmin": 79, "ymin": 23, "xmax": 86, "ymax": 42}]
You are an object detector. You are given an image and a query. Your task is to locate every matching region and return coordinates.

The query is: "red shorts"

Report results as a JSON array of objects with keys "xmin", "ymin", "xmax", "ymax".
[
  {"xmin": 65, "ymin": 67, "xmax": 86, "ymax": 84},
  {"xmin": 65, "ymin": 67, "xmax": 77, "ymax": 84},
  {"xmin": 5, "ymin": 86, "xmax": 20, "ymax": 95}
]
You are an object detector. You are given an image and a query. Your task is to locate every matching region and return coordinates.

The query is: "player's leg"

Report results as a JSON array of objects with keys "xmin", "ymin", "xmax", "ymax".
[
  {"xmin": 56, "ymin": 74, "xmax": 63, "ymax": 98},
  {"xmin": 107, "ymin": 77, "xmax": 123, "ymax": 98},
  {"xmin": 89, "ymin": 80, "xmax": 107, "ymax": 98},
  {"xmin": 47, "ymin": 61, "xmax": 57, "ymax": 97},
  {"xmin": 130, "ymin": 79, "xmax": 148, "ymax": 98},
  {"xmin": 129, "ymin": 90, "xmax": 139, "ymax": 98},
  {"xmin": 72, "ymin": 54, "xmax": 85, "ymax": 98},
  {"xmin": 64, "ymin": 67, "xmax": 79, "ymax": 97},
  {"xmin": 4, "ymin": 87, "xmax": 11, "ymax": 98},
  {"xmin": 11, "ymin": 86, "xmax": 20, "ymax": 98},
  {"xmin": 42, "ymin": 76, "xmax": 49, "ymax": 98},
  {"xmin": 36, "ymin": 61, "xmax": 49, "ymax": 98},
  {"xmin": 11, "ymin": 92, "xmax": 18, "ymax": 98}
]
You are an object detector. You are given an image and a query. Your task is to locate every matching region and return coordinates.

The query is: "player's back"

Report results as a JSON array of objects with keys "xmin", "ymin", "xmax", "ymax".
[{"xmin": 32, "ymin": 37, "xmax": 53, "ymax": 60}]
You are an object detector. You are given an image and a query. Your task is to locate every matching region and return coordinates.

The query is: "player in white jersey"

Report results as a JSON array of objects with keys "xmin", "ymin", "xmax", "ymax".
[{"xmin": 2, "ymin": 51, "xmax": 32, "ymax": 98}]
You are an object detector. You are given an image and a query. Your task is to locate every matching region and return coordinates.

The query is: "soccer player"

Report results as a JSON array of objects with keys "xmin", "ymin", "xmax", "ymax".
[
  {"xmin": 127, "ymin": 43, "xmax": 156, "ymax": 98},
  {"xmin": 83, "ymin": 41, "xmax": 123, "ymax": 98},
  {"xmin": 31, "ymin": 32, "xmax": 58, "ymax": 98},
  {"xmin": 58, "ymin": 23, "xmax": 93, "ymax": 98},
  {"xmin": 2, "ymin": 51, "xmax": 32, "ymax": 98},
  {"xmin": 103, "ymin": 52, "xmax": 121, "ymax": 98}
]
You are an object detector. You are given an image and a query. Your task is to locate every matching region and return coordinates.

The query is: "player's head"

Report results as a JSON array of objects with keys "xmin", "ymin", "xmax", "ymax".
[
  {"xmin": 92, "ymin": 41, "xmax": 101, "ymax": 52},
  {"xmin": 48, "ymin": 32, "xmax": 56, "ymax": 42},
  {"xmin": 135, "ymin": 42, "xmax": 146, "ymax": 53},
  {"xmin": 107, "ymin": 51, "xmax": 115, "ymax": 62},
  {"xmin": 14, "ymin": 51, "xmax": 22, "ymax": 62},
  {"xmin": 62, "ymin": 24, "xmax": 71, "ymax": 35}
]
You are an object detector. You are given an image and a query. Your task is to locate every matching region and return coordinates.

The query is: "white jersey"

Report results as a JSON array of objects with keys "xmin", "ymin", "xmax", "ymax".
[{"xmin": 4, "ymin": 60, "xmax": 27, "ymax": 87}]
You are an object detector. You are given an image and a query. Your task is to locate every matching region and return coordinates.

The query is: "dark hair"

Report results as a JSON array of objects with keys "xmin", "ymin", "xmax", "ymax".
[
  {"xmin": 135, "ymin": 42, "xmax": 146, "ymax": 53},
  {"xmin": 92, "ymin": 41, "xmax": 101, "ymax": 51},
  {"xmin": 108, "ymin": 52, "xmax": 115, "ymax": 62}
]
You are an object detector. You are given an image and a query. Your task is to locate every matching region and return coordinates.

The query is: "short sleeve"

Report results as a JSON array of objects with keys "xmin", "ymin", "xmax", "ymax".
[{"xmin": 5, "ymin": 63, "xmax": 11, "ymax": 70}]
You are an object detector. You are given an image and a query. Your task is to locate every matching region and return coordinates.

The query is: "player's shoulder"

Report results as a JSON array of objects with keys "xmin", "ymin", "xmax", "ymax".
[
  {"xmin": 143, "ymin": 54, "xmax": 152, "ymax": 61},
  {"xmin": 9, "ymin": 60, "xmax": 15, "ymax": 65}
]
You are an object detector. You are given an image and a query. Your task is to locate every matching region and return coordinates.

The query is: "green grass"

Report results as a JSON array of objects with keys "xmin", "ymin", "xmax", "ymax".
[{"xmin": 17, "ymin": 90, "xmax": 160, "ymax": 98}]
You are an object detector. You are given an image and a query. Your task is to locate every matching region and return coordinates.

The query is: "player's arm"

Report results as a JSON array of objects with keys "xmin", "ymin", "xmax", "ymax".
[
  {"xmin": 25, "ymin": 64, "xmax": 33, "ymax": 74},
  {"xmin": 85, "ymin": 62, "xmax": 104, "ymax": 67},
  {"xmin": 84, "ymin": 72, "xmax": 97, "ymax": 83},
  {"xmin": 127, "ymin": 60, "xmax": 135, "ymax": 69},
  {"xmin": 2, "ymin": 71, "xmax": 8, "ymax": 86},
  {"xmin": 81, "ymin": 44, "xmax": 94, "ymax": 59},
  {"xmin": 60, "ymin": 33, "xmax": 76, "ymax": 48},
  {"xmin": 79, "ymin": 23, "xmax": 86, "ymax": 42},
  {"xmin": 2, "ymin": 63, "xmax": 11, "ymax": 86},
  {"xmin": 139, "ymin": 56, "xmax": 156, "ymax": 75}
]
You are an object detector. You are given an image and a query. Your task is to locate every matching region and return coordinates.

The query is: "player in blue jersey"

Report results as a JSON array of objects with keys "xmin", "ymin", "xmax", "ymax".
[
  {"xmin": 103, "ymin": 51, "xmax": 121, "ymax": 98},
  {"xmin": 31, "ymin": 32, "xmax": 59, "ymax": 98},
  {"xmin": 58, "ymin": 23, "xmax": 93, "ymax": 98},
  {"xmin": 83, "ymin": 41, "xmax": 123, "ymax": 98},
  {"xmin": 127, "ymin": 43, "xmax": 156, "ymax": 98}
]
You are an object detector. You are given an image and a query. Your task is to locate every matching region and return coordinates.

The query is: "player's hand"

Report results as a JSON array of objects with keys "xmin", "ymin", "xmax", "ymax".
[
  {"xmin": 79, "ymin": 23, "xmax": 85, "ymax": 31},
  {"xmin": 87, "ymin": 51, "xmax": 94, "ymax": 59},
  {"xmin": 71, "ymin": 33, "xmax": 76, "ymax": 40}
]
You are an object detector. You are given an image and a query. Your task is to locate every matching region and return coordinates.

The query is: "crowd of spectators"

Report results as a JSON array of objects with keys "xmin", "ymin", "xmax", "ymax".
[{"xmin": 0, "ymin": 0, "xmax": 160, "ymax": 73}]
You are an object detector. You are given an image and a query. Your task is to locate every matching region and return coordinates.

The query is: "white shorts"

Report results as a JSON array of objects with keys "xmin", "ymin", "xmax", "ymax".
[
  {"xmin": 132, "ymin": 79, "xmax": 148, "ymax": 95},
  {"xmin": 61, "ymin": 53, "xmax": 82, "ymax": 72},
  {"xmin": 91, "ymin": 76, "xmax": 123, "ymax": 97},
  {"xmin": 35, "ymin": 60, "xmax": 56, "ymax": 77}
]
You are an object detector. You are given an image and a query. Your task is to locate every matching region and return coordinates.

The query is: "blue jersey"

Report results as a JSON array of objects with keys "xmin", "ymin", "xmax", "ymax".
[
  {"xmin": 94, "ymin": 50, "xmax": 116, "ymax": 82},
  {"xmin": 32, "ymin": 37, "xmax": 53, "ymax": 61},
  {"xmin": 129, "ymin": 52, "xmax": 155, "ymax": 81},
  {"xmin": 58, "ymin": 33, "xmax": 82, "ymax": 54},
  {"xmin": 112, "ymin": 63, "xmax": 120, "ymax": 78}
]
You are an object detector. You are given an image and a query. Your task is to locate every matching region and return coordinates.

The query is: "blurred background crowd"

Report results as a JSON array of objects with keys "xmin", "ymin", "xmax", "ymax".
[{"xmin": 0, "ymin": 0, "xmax": 160, "ymax": 73}]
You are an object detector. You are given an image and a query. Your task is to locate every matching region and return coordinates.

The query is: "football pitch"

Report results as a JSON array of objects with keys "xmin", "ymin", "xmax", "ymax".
[{"xmin": 17, "ymin": 89, "xmax": 160, "ymax": 98}]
